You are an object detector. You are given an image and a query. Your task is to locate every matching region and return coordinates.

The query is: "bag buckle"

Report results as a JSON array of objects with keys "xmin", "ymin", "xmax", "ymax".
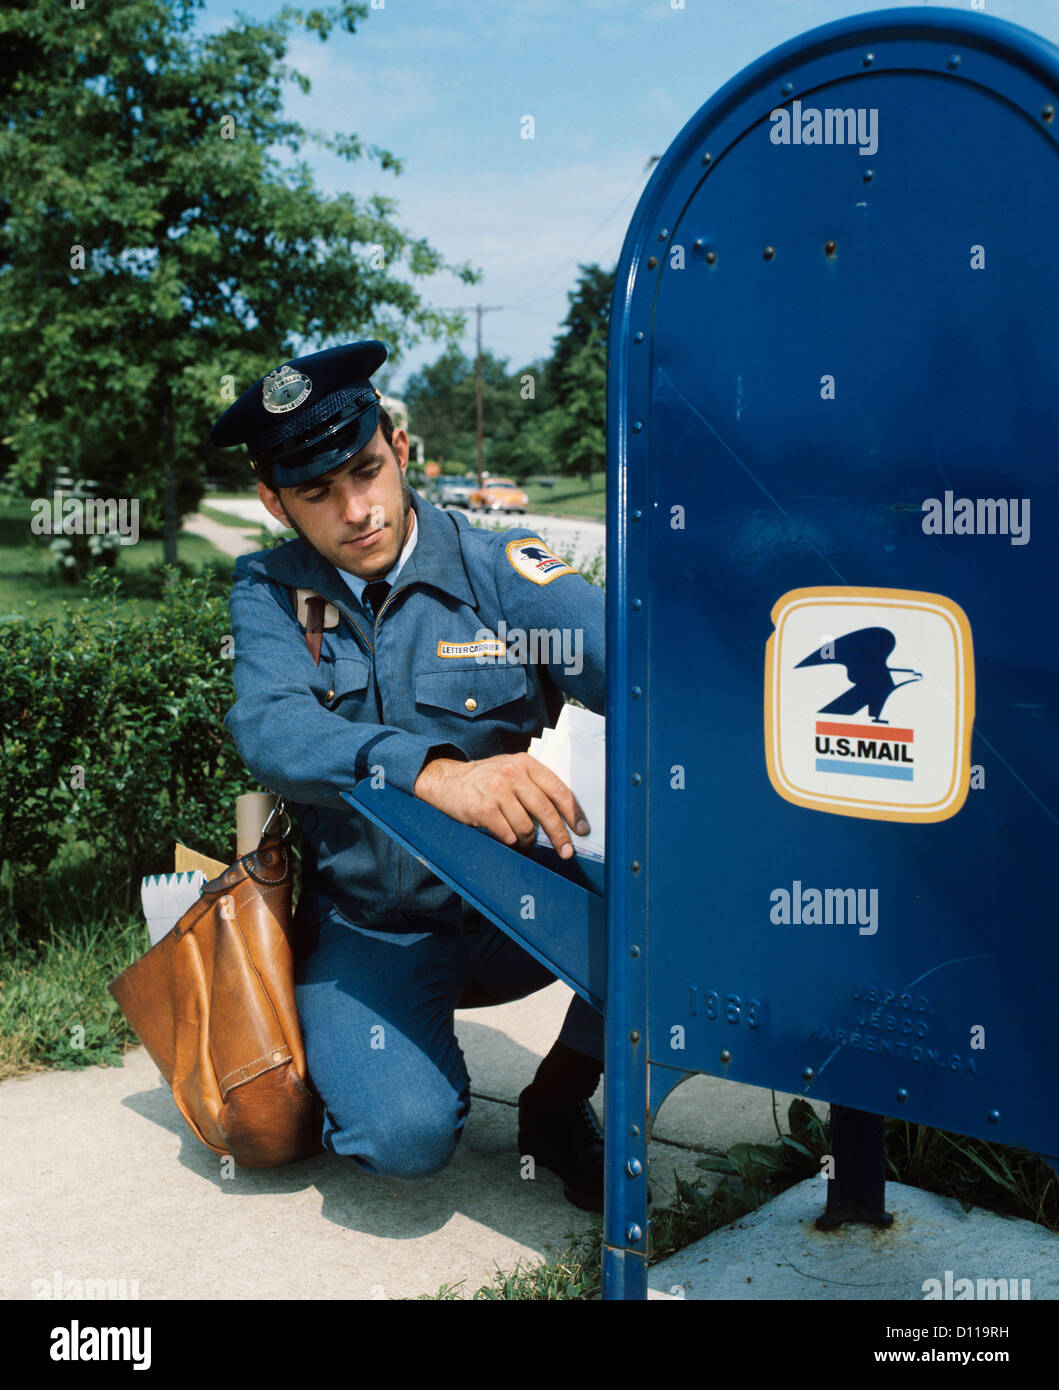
[{"xmin": 261, "ymin": 797, "xmax": 292, "ymax": 842}]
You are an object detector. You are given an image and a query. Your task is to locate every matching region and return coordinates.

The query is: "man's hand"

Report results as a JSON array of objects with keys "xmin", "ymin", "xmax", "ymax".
[{"xmin": 413, "ymin": 752, "xmax": 590, "ymax": 860}]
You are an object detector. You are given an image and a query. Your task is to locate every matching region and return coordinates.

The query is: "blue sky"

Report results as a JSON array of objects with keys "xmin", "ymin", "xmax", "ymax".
[{"xmin": 195, "ymin": 0, "xmax": 1059, "ymax": 393}]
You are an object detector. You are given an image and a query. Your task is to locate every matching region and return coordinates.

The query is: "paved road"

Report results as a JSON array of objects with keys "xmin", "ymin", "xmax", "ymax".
[
  {"xmin": 464, "ymin": 509, "xmax": 605, "ymax": 572},
  {"xmin": 182, "ymin": 511, "xmax": 263, "ymax": 559},
  {"xmin": 203, "ymin": 497, "xmax": 289, "ymax": 536},
  {"xmin": 205, "ymin": 498, "xmax": 606, "ymax": 571}
]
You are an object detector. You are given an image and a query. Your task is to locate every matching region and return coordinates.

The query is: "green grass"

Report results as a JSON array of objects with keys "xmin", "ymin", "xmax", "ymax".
[
  {"xmin": 198, "ymin": 503, "xmax": 265, "ymax": 531},
  {"xmin": 0, "ymin": 849, "xmax": 147, "ymax": 1080},
  {"xmin": 521, "ymin": 472, "xmax": 606, "ymax": 520},
  {"xmin": 0, "ymin": 913, "xmax": 144, "ymax": 1081},
  {"xmin": 419, "ymin": 1232, "xmax": 604, "ymax": 1300},
  {"xmin": 0, "ymin": 503, "xmax": 234, "ymax": 621}
]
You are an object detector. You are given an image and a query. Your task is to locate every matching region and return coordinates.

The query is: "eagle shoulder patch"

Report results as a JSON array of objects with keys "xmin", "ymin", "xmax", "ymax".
[{"xmin": 505, "ymin": 537, "xmax": 577, "ymax": 585}]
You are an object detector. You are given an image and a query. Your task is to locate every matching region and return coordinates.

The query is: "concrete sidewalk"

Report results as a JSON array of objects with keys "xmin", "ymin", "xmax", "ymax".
[
  {"xmin": 2, "ymin": 982, "xmax": 817, "ymax": 1301},
  {"xmin": 181, "ymin": 513, "xmax": 264, "ymax": 559}
]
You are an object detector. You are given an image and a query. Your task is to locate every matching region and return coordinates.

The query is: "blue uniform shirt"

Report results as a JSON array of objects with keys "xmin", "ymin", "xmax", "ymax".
[{"xmin": 224, "ymin": 490, "xmax": 605, "ymax": 928}]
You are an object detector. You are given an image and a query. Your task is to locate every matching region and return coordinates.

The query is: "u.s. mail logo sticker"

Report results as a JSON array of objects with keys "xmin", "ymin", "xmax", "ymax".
[
  {"xmin": 505, "ymin": 537, "xmax": 577, "ymax": 585},
  {"xmin": 764, "ymin": 587, "xmax": 975, "ymax": 822}
]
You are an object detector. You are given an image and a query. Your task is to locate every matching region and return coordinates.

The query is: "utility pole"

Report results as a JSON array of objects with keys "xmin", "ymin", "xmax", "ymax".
[{"xmin": 455, "ymin": 303, "xmax": 503, "ymax": 490}]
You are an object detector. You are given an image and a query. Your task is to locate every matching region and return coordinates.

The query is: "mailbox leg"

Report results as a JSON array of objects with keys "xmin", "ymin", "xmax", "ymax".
[
  {"xmin": 601, "ymin": 1004, "xmax": 649, "ymax": 1299},
  {"xmin": 601, "ymin": 1051, "xmax": 649, "ymax": 1298},
  {"xmin": 815, "ymin": 1104, "xmax": 894, "ymax": 1230}
]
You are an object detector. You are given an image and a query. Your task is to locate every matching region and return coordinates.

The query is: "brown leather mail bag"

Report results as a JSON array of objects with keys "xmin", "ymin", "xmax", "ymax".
[{"xmin": 109, "ymin": 831, "xmax": 324, "ymax": 1168}]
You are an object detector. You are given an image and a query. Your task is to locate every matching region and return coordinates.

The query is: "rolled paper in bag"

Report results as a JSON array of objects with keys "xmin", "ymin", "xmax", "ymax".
[{"xmin": 237, "ymin": 792, "xmax": 277, "ymax": 857}]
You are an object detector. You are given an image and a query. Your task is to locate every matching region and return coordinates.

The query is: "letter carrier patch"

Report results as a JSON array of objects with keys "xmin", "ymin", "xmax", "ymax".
[
  {"xmin": 437, "ymin": 639, "xmax": 506, "ymax": 659},
  {"xmin": 505, "ymin": 537, "xmax": 577, "ymax": 585}
]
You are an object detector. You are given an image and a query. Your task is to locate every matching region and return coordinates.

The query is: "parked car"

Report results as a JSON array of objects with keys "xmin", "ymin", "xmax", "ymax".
[
  {"xmin": 431, "ymin": 475, "xmax": 476, "ymax": 508},
  {"xmin": 469, "ymin": 477, "xmax": 529, "ymax": 514}
]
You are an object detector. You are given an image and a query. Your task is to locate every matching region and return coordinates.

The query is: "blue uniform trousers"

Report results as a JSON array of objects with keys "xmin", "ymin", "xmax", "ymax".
[{"xmin": 293, "ymin": 905, "xmax": 604, "ymax": 1179}]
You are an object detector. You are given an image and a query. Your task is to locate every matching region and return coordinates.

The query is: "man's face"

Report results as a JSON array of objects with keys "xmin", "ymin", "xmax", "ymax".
[{"xmin": 258, "ymin": 425, "xmax": 412, "ymax": 577}]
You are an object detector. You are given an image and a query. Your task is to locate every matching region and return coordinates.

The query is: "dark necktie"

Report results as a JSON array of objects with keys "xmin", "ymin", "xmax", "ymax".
[{"xmin": 363, "ymin": 580, "xmax": 391, "ymax": 620}]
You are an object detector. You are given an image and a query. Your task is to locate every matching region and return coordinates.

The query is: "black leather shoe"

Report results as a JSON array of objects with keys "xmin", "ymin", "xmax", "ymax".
[{"xmin": 518, "ymin": 1087, "xmax": 604, "ymax": 1213}]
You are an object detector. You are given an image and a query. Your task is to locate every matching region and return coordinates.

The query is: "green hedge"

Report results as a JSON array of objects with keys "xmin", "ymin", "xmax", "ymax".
[{"xmin": 0, "ymin": 569, "xmax": 258, "ymax": 922}]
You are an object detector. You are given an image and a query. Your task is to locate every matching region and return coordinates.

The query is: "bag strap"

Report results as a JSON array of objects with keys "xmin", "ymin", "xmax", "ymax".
[{"xmin": 304, "ymin": 595, "xmax": 325, "ymax": 665}]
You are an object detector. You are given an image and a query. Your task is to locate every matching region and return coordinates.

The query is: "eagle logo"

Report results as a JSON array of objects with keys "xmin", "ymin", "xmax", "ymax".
[{"xmin": 796, "ymin": 627, "xmax": 922, "ymax": 724}]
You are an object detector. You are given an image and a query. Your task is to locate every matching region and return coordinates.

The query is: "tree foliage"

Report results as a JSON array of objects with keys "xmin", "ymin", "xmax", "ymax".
[
  {"xmin": 403, "ymin": 345, "xmax": 550, "ymax": 475},
  {"xmin": 404, "ymin": 264, "xmax": 614, "ymax": 483},
  {"xmin": 549, "ymin": 263, "xmax": 613, "ymax": 482},
  {"xmin": 0, "ymin": 0, "xmax": 477, "ymax": 560}
]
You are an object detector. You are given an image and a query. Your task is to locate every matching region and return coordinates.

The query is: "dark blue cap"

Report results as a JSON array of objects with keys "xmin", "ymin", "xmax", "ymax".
[{"xmin": 209, "ymin": 341, "xmax": 388, "ymax": 487}]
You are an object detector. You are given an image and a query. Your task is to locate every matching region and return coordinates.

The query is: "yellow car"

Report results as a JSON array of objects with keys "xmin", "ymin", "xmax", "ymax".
[{"xmin": 469, "ymin": 477, "xmax": 529, "ymax": 514}]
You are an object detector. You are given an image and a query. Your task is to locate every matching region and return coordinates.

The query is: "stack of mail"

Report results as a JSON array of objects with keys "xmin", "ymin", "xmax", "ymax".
[{"xmin": 527, "ymin": 704, "xmax": 605, "ymax": 860}]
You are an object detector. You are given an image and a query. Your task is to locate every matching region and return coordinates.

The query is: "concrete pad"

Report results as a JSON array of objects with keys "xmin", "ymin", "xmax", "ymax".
[{"xmin": 647, "ymin": 1179, "xmax": 1059, "ymax": 1300}]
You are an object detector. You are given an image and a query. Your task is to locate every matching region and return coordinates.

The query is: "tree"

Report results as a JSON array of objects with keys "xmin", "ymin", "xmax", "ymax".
[
  {"xmin": 404, "ymin": 345, "xmax": 528, "ymax": 474},
  {"xmin": 548, "ymin": 264, "xmax": 615, "ymax": 483},
  {"xmin": 403, "ymin": 346, "xmax": 476, "ymax": 464},
  {"xmin": 504, "ymin": 356, "xmax": 558, "ymax": 480},
  {"xmin": 0, "ymin": 0, "xmax": 477, "ymax": 563}
]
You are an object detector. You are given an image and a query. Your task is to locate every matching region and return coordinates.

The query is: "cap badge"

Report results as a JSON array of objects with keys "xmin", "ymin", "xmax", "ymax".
[{"xmin": 262, "ymin": 366, "xmax": 313, "ymax": 414}]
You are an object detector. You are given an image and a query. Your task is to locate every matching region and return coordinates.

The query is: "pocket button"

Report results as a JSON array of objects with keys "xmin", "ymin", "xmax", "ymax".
[{"xmin": 464, "ymin": 697, "xmax": 478, "ymax": 711}]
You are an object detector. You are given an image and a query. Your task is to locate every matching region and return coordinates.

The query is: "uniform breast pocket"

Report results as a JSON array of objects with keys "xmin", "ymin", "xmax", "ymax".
[
  {"xmin": 414, "ymin": 666, "xmax": 528, "ymax": 720},
  {"xmin": 323, "ymin": 657, "xmax": 371, "ymax": 710}
]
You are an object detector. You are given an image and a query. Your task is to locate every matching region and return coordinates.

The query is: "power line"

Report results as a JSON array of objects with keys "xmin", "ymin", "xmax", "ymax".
[
  {"xmin": 503, "ymin": 165, "xmax": 651, "ymax": 311},
  {"xmin": 442, "ymin": 163, "xmax": 653, "ymax": 480}
]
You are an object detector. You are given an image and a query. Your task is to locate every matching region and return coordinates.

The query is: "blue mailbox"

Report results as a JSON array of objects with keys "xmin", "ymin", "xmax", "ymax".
[
  {"xmin": 604, "ymin": 4, "xmax": 1059, "ymax": 1297},
  {"xmin": 347, "ymin": 6, "xmax": 1059, "ymax": 1302}
]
